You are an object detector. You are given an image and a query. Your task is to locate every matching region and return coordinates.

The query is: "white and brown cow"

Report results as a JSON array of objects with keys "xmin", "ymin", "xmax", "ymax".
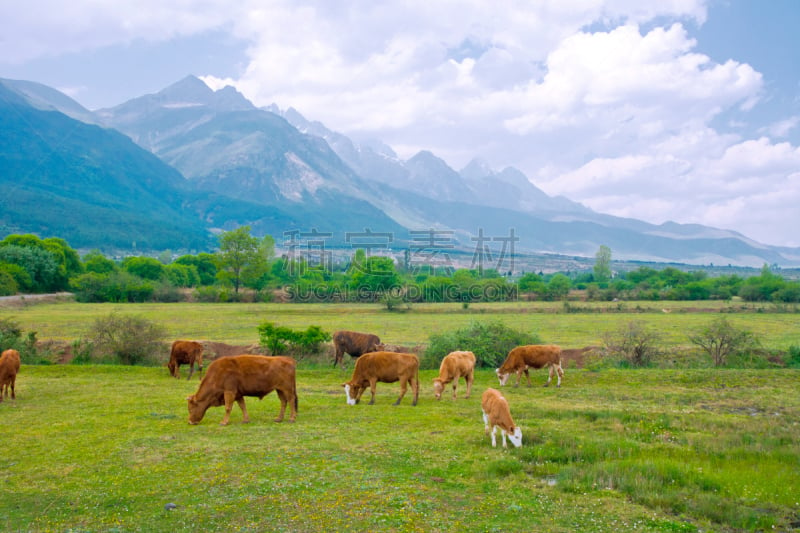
[
  {"xmin": 332, "ymin": 330, "xmax": 384, "ymax": 368},
  {"xmin": 168, "ymin": 340, "xmax": 204, "ymax": 380},
  {"xmin": 481, "ymin": 388, "xmax": 522, "ymax": 448},
  {"xmin": 496, "ymin": 344, "xmax": 564, "ymax": 388},
  {"xmin": 342, "ymin": 351, "xmax": 419, "ymax": 406},
  {"xmin": 187, "ymin": 355, "xmax": 297, "ymax": 425},
  {"xmin": 0, "ymin": 349, "xmax": 20, "ymax": 402},
  {"xmin": 433, "ymin": 350, "xmax": 475, "ymax": 400}
]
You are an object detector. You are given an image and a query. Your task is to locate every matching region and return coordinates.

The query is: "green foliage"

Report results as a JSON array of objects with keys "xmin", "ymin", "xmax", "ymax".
[
  {"xmin": 82, "ymin": 251, "xmax": 117, "ymax": 274},
  {"xmin": 257, "ymin": 321, "xmax": 331, "ymax": 357},
  {"xmin": 423, "ymin": 320, "xmax": 540, "ymax": 369},
  {"xmin": 688, "ymin": 317, "xmax": 759, "ymax": 366},
  {"xmin": 0, "ymin": 244, "xmax": 60, "ymax": 292},
  {"xmin": 0, "ymin": 268, "xmax": 19, "ymax": 295},
  {"xmin": 593, "ymin": 245, "xmax": 612, "ymax": 282},
  {"xmin": 604, "ymin": 321, "xmax": 661, "ymax": 367},
  {"xmin": 175, "ymin": 253, "xmax": 217, "ymax": 285},
  {"xmin": 787, "ymin": 345, "xmax": 800, "ymax": 368},
  {"xmin": 82, "ymin": 313, "xmax": 167, "ymax": 365},
  {"xmin": 164, "ymin": 263, "xmax": 199, "ymax": 287},
  {"xmin": 0, "ymin": 317, "xmax": 53, "ymax": 364},
  {"xmin": 71, "ymin": 271, "xmax": 154, "ymax": 303},
  {"xmin": 216, "ymin": 226, "xmax": 268, "ymax": 293},
  {"xmin": 122, "ymin": 256, "xmax": 165, "ymax": 281}
]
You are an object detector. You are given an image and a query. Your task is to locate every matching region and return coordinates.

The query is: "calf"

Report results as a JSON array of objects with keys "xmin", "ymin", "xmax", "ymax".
[
  {"xmin": 0, "ymin": 349, "xmax": 20, "ymax": 402},
  {"xmin": 187, "ymin": 355, "xmax": 297, "ymax": 425},
  {"xmin": 332, "ymin": 330, "xmax": 384, "ymax": 368},
  {"xmin": 433, "ymin": 350, "xmax": 475, "ymax": 400},
  {"xmin": 496, "ymin": 344, "xmax": 564, "ymax": 388},
  {"xmin": 168, "ymin": 340, "xmax": 204, "ymax": 379},
  {"xmin": 481, "ymin": 388, "xmax": 522, "ymax": 448},
  {"xmin": 342, "ymin": 351, "xmax": 419, "ymax": 406}
]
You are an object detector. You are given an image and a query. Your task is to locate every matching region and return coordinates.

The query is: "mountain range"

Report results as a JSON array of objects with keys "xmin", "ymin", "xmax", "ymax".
[{"xmin": 1, "ymin": 74, "xmax": 798, "ymax": 267}]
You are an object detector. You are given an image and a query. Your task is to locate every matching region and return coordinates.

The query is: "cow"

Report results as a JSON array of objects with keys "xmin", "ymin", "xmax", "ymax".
[
  {"xmin": 496, "ymin": 344, "xmax": 564, "ymax": 388},
  {"xmin": 187, "ymin": 355, "xmax": 297, "ymax": 425},
  {"xmin": 332, "ymin": 330, "xmax": 383, "ymax": 368},
  {"xmin": 481, "ymin": 388, "xmax": 522, "ymax": 448},
  {"xmin": 168, "ymin": 340, "xmax": 204, "ymax": 380},
  {"xmin": 433, "ymin": 350, "xmax": 476, "ymax": 400},
  {"xmin": 342, "ymin": 351, "xmax": 419, "ymax": 406},
  {"xmin": 0, "ymin": 349, "xmax": 20, "ymax": 402}
]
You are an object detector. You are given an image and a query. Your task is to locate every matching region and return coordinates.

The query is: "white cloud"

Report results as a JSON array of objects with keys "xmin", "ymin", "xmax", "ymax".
[{"xmin": 2, "ymin": 0, "xmax": 799, "ymax": 247}]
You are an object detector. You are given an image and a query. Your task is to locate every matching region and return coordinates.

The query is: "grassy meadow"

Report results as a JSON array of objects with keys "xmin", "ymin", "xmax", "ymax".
[{"xmin": 1, "ymin": 299, "xmax": 800, "ymax": 531}]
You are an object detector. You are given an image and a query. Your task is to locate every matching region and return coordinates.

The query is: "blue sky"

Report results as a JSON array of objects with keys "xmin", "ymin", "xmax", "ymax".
[{"xmin": 1, "ymin": 1, "xmax": 798, "ymax": 248}]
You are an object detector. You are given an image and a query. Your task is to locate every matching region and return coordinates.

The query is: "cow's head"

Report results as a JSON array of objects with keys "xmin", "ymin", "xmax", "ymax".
[
  {"xmin": 507, "ymin": 426, "xmax": 523, "ymax": 448},
  {"xmin": 186, "ymin": 394, "xmax": 205, "ymax": 424},
  {"xmin": 432, "ymin": 378, "xmax": 445, "ymax": 400},
  {"xmin": 495, "ymin": 368, "xmax": 510, "ymax": 386},
  {"xmin": 342, "ymin": 383, "xmax": 360, "ymax": 405}
]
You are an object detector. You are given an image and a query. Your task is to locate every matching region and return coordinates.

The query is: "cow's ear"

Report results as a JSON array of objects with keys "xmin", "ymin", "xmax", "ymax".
[
  {"xmin": 186, "ymin": 395, "xmax": 194, "ymax": 401},
  {"xmin": 341, "ymin": 383, "xmax": 346, "ymax": 388}
]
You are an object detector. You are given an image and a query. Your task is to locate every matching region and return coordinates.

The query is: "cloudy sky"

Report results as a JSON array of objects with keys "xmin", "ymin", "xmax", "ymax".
[{"xmin": 2, "ymin": 0, "xmax": 799, "ymax": 247}]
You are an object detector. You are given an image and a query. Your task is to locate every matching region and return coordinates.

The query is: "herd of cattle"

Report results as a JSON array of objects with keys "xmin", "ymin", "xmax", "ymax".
[
  {"xmin": 0, "ymin": 330, "xmax": 566, "ymax": 449},
  {"xmin": 168, "ymin": 330, "xmax": 565, "ymax": 448}
]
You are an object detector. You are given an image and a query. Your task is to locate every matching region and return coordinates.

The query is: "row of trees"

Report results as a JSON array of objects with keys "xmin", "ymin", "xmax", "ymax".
[{"xmin": 1, "ymin": 229, "xmax": 799, "ymax": 304}]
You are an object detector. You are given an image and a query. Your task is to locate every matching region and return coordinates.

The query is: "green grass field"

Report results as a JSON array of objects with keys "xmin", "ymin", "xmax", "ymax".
[
  {"xmin": 1, "ymin": 300, "xmax": 799, "ymax": 531},
  {"xmin": 2, "ymin": 366, "xmax": 799, "ymax": 532}
]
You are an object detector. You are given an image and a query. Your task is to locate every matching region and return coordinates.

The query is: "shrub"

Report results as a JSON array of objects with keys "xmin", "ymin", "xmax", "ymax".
[
  {"xmin": 0, "ymin": 317, "xmax": 54, "ymax": 364},
  {"xmin": 604, "ymin": 321, "xmax": 661, "ymax": 367},
  {"xmin": 688, "ymin": 317, "xmax": 758, "ymax": 367},
  {"xmin": 0, "ymin": 270, "xmax": 18, "ymax": 296},
  {"xmin": 423, "ymin": 320, "xmax": 540, "ymax": 370},
  {"xmin": 257, "ymin": 322, "xmax": 331, "ymax": 358},
  {"xmin": 82, "ymin": 313, "xmax": 168, "ymax": 366},
  {"xmin": 787, "ymin": 345, "xmax": 800, "ymax": 368}
]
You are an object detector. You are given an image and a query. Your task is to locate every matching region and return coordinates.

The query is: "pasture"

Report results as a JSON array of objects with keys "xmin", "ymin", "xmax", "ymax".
[{"xmin": 1, "ymin": 300, "xmax": 800, "ymax": 531}]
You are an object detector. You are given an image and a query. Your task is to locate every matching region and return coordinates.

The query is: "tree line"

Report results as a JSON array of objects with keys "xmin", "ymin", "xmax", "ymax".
[{"xmin": 0, "ymin": 229, "xmax": 798, "ymax": 304}]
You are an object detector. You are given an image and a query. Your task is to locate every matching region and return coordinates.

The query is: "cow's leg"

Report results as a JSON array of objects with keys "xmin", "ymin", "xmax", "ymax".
[
  {"xmin": 490, "ymin": 426, "xmax": 498, "ymax": 447},
  {"xmin": 220, "ymin": 391, "xmax": 236, "ymax": 425},
  {"xmin": 186, "ymin": 363, "xmax": 194, "ymax": 380},
  {"xmin": 393, "ymin": 378, "xmax": 408, "ymax": 406},
  {"xmin": 501, "ymin": 429, "xmax": 508, "ymax": 448},
  {"xmin": 411, "ymin": 375, "xmax": 419, "ymax": 406},
  {"xmin": 464, "ymin": 371, "xmax": 473, "ymax": 399},
  {"xmin": 525, "ymin": 368, "xmax": 533, "ymax": 387},
  {"xmin": 237, "ymin": 398, "xmax": 250, "ymax": 423},
  {"xmin": 368, "ymin": 379, "xmax": 377, "ymax": 405},
  {"xmin": 274, "ymin": 390, "xmax": 287, "ymax": 422},
  {"xmin": 10, "ymin": 377, "xmax": 14, "ymax": 400},
  {"xmin": 555, "ymin": 364, "xmax": 564, "ymax": 387},
  {"xmin": 482, "ymin": 411, "xmax": 490, "ymax": 434},
  {"xmin": 451, "ymin": 380, "xmax": 457, "ymax": 400},
  {"xmin": 545, "ymin": 365, "xmax": 553, "ymax": 387},
  {"xmin": 514, "ymin": 369, "xmax": 523, "ymax": 387}
]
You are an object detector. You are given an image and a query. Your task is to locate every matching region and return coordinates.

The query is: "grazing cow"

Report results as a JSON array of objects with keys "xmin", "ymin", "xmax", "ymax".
[
  {"xmin": 481, "ymin": 388, "xmax": 522, "ymax": 448},
  {"xmin": 187, "ymin": 355, "xmax": 297, "ymax": 425},
  {"xmin": 342, "ymin": 351, "xmax": 419, "ymax": 406},
  {"xmin": 332, "ymin": 330, "xmax": 383, "ymax": 368},
  {"xmin": 496, "ymin": 344, "xmax": 564, "ymax": 388},
  {"xmin": 0, "ymin": 349, "xmax": 20, "ymax": 402},
  {"xmin": 433, "ymin": 350, "xmax": 476, "ymax": 400},
  {"xmin": 168, "ymin": 340, "xmax": 204, "ymax": 380}
]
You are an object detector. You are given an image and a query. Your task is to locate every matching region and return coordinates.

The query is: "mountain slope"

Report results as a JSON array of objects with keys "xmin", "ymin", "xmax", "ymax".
[
  {"xmin": 0, "ymin": 80, "xmax": 215, "ymax": 250},
  {"xmin": 100, "ymin": 76, "xmax": 407, "ymax": 240}
]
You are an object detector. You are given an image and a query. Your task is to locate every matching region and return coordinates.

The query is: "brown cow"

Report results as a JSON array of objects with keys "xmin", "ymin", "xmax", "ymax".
[
  {"xmin": 0, "ymin": 349, "xmax": 20, "ymax": 402},
  {"xmin": 332, "ymin": 330, "xmax": 383, "ymax": 368},
  {"xmin": 342, "ymin": 351, "xmax": 419, "ymax": 406},
  {"xmin": 433, "ymin": 350, "xmax": 475, "ymax": 400},
  {"xmin": 187, "ymin": 355, "xmax": 297, "ymax": 425},
  {"xmin": 496, "ymin": 344, "xmax": 564, "ymax": 388},
  {"xmin": 168, "ymin": 340, "xmax": 204, "ymax": 379},
  {"xmin": 481, "ymin": 388, "xmax": 522, "ymax": 448}
]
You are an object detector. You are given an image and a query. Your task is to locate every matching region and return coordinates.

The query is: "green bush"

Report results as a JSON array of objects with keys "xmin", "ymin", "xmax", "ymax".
[
  {"xmin": 422, "ymin": 320, "xmax": 540, "ymax": 370},
  {"xmin": 785, "ymin": 345, "xmax": 800, "ymax": 368},
  {"xmin": 257, "ymin": 322, "xmax": 331, "ymax": 358},
  {"xmin": 81, "ymin": 313, "xmax": 168, "ymax": 366},
  {"xmin": 0, "ymin": 270, "xmax": 18, "ymax": 296},
  {"xmin": 0, "ymin": 317, "xmax": 54, "ymax": 364}
]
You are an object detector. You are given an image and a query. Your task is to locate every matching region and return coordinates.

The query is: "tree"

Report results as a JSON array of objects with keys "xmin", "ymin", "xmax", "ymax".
[
  {"xmin": 604, "ymin": 321, "xmax": 661, "ymax": 367},
  {"xmin": 175, "ymin": 253, "xmax": 217, "ymax": 286},
  {"xmin": 216, "ymin": 226, "xmax": 261, "ymax": 294},
  {"xmin": 593, "ymin": 245, "xmax": 612, "ymax": 282},
  {"xmin": 688, "ymin": 317, "xmax": 757, "ymax": 366},
  {"xmin": 545, "ymin": 273, "xmax": 571, "ymax": 301},
  {"xmin": 122, "ymin": 256, "xmax": 164, "ymax": 281}
]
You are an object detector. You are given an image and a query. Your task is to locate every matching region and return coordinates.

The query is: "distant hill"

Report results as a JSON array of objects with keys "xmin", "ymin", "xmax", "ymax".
[
  {"xmin": 2, "ymin": 75, "xmax": 799, "ymax": 267},
  {"xmin": 0, "ymin": 79, "xmax": 214, "ymax": 251}
]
